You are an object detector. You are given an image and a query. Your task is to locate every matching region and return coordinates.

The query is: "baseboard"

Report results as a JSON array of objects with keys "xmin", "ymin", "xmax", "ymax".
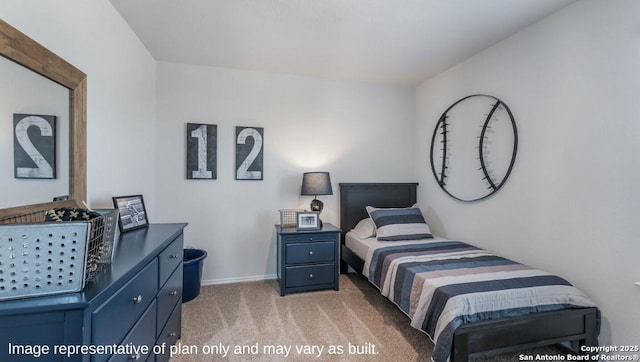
[{"xmin": 201, "ymin": 274, "xmax": 278, "ymax": 286}]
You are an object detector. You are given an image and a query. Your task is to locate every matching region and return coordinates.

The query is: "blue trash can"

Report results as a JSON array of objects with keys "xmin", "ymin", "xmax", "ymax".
[{"xmin": 182, "ymin": 249, "xmax": 207, "ymax": 303}]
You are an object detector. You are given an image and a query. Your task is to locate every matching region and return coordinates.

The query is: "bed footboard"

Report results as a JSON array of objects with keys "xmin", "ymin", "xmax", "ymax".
[{"xmin": 451, "ymin": 307, "xmax": 598, "ymax": 361}]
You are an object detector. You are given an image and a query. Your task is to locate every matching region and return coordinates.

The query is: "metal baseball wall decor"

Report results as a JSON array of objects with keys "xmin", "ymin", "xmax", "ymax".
[
  {"xmin": 430, "ymin": 94, "xmax": 518, "ymax": 202},
  {"xmin": 13, "ymin": 113, "xmax": 57, "ymax": 179},
  {"xmin": 186, "ymin": 123, "xmax": 217, "ymax": 179}
]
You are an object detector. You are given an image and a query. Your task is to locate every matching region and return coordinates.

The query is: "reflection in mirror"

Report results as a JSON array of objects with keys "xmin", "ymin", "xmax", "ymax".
[
  {"xmin": 0, "ymin": 56, "xmax": 70, "ymax": 208},
  {"xmin": 0, "ymin": 18, "xmax": 87, "ymax": 213}
]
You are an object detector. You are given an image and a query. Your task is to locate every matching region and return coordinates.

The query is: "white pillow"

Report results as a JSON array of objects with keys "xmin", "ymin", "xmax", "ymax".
[
  {"xmin": 366, "ymin": 205, "xmax": 433, "ymax": 241},
  {"xmin": 351, "ymin": 218, "xmax": 376, "ymax": 239}
]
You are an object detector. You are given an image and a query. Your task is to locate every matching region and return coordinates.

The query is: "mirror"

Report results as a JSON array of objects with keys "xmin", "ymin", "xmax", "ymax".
[{"xmin": 0, "ymin": 19, "xmax": 86, "ymax": 204}]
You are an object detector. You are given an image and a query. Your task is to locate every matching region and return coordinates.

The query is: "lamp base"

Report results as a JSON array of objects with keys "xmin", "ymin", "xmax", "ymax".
[
  {"xmin": 310, "ymin": 199, "xmax": 324, "ymax": 213},
  {"xmin": 310, "ymin": 199, "xmax": 324, "ymax": 228}
]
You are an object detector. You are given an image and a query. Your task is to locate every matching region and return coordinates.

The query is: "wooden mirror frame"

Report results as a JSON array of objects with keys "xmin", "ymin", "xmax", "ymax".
[{"xmin": 0, "ymin": 19, "xmax": 86, "ymax": 203}]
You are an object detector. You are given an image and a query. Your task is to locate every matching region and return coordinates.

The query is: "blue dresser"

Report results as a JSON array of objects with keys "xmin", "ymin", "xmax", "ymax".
[{"xmin": 0, "ymin": 223, "xmax": 187, "ymax": 362}]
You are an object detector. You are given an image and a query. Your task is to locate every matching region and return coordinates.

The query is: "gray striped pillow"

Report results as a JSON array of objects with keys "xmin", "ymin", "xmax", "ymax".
[{"xmin": 366, "ymin": 205, "xmax": 433, "ymax": 241}]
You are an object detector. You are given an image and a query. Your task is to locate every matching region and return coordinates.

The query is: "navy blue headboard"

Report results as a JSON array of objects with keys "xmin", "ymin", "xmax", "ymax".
[{"xmin": 338, "ymin": 183, "xmax": 418, "ymax": 243}]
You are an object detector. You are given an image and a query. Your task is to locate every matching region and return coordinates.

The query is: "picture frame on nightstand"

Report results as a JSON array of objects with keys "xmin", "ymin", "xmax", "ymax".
[{"xmin": 296, "ymin": 211, "xmax": 320, "ymax": 230}]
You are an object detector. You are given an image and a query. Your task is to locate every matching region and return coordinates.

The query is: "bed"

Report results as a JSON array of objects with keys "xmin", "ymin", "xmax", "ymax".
[{"xmin": 339, "ymin": 183, "xmax": 599, "ymax": 362}]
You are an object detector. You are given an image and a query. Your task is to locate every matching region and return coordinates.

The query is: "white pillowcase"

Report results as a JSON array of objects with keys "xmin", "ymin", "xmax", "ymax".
[{"xmin": 351, "ymin": 218, "xmax": 376, "ymax": 239}]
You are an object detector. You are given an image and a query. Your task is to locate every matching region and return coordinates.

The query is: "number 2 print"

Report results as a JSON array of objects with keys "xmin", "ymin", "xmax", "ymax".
[
  {"xmin": 13, "ymin": 114, "xmax": 56, "ymax": 179},
  {"xmin": 235, "ymin": 126, "xmax": 263, "ymax": 180}
]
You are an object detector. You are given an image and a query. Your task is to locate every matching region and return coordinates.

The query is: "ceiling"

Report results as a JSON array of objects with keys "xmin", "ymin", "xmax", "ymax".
[{"xmin": 110, "ymin": 0, "xmax": 575, "ymax": 86}]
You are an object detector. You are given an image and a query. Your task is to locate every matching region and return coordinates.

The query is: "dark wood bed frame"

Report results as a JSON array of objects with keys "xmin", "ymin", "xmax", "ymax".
[{"xmin": 338, "ymin": 182, "xmax": 599, "ymax": 361}]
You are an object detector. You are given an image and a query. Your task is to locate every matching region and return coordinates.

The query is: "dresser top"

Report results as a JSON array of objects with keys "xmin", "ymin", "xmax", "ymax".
[{"xmin": 0, "ymin": 223, "xmax": 187, "ymax": 315}]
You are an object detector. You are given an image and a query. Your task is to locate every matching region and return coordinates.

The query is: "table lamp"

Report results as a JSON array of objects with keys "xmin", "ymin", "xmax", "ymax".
[{"xmin": 300, "ymin": 172, "xmax": 333, "ymax": 224}]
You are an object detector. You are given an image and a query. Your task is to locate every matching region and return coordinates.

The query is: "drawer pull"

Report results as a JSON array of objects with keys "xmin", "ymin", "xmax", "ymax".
[
  {"xmin": 309, "ymin": 237, "xmax": 313, "ymax": 241},
  {"xmin": 169, "ymin": 290, "xmax": 178, "ymax": 296},
  {"xmin": 309, "ymin": 251, "xmax": 314, "ymax": 255},
  {"xmin": 170, "ymin": 254, "xmax": 180, "ymax": 259},
  {"xmin": 132, "ymin": 295, "xmax": 143, "ymax": 304},
  {"xmin": 169, "ymin": 332, "xmax": 177, "ymax": 337},
  {"xmin": 131, "ymin": 353, "xmax": 141, "ymax": 360},
  {"xmin": 309, "ymin": 273, "xmax": 314, "ymax": 279}
]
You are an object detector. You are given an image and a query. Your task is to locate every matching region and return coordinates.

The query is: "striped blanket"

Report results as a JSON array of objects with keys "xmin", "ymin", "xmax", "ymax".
[{"xmin": 364, "ymin": 240, "xmax": 597, "ymax": 362}]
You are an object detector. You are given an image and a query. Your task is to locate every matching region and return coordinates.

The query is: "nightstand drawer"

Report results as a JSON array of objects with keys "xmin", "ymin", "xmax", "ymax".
[
  {"xmin": 284, "ymin": 233, "xmax": 337, "ymax": 243},
  {"xmin": 286, "ymin": 242, "xmax": 335, "ymax": 264},
  {"xmin": 285, "ymin": 264, "xmax": 335, "ymax": 288}
]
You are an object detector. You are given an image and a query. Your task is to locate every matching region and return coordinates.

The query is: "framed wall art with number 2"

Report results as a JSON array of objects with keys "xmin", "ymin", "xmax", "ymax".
[
  {"xmin": 186, "ymin": 123, "xmax": 217, "ymax": 180},
  {"xmin": 13, "ymin": 113, "xmax": 56, "ymax": 179},
  {"xmin": 235, "ymin": 126, "xmax": 264, "ymax": 180}
]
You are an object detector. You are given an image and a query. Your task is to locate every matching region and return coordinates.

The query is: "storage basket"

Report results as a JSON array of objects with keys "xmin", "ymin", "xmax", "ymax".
[
  {"xmin": 83, "ymin": 209, "xmax": 119, "ymax": 281},
  {"xmin": 279, "ymin": 209, "xmax": 306, "ymax": 228},
  {"xmin": 0, "ymin": 204, "xmax": 118, "ymax": 301}
]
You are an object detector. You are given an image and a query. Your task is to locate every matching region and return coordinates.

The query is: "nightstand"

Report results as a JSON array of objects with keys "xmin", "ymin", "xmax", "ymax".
[{"xmin": 275, "ymin": 223, "xmax": 341, "ymax": 296}]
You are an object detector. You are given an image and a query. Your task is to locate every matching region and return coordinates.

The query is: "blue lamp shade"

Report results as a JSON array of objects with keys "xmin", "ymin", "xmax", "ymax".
[
  {"xmin": 301, "ymin": 172, "xmax": 333, "ymax": 196},
  {"xmin": 300, "ymin": 172, "xmax": 333, "ymax": 213}
]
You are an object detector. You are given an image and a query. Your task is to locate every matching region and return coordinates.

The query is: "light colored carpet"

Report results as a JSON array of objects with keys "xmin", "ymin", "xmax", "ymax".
[{"xmin": 172, "ymin": 274, "xmax": 565, "ymax": 361}]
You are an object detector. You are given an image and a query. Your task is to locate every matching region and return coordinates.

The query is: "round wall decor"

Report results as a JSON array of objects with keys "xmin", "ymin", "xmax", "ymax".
[{"xmin": 430, "ymin": 94, "xmax": 518, "ymax": 202}]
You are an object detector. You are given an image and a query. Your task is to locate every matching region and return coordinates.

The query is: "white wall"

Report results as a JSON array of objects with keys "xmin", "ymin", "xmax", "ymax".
[
  {"xmin": 155, "ymin": 62, "xmax": 415, "ymax": 283},
  {"xmin": 414, "ymin": 0, "xmax": 639, "ymax": 347},
  {"xmin": 0, "ymin": 0, "xmax": 157, "ymax": 210}
]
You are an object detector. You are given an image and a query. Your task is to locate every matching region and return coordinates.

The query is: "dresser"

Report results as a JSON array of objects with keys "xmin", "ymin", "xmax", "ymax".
[
  {"xmin": 0, "ymin": 223, "xmax": 187, "ymax": 362},
  {"xmin": 275, "ymin": 223, "xmax": 341, "ymax": 296}
]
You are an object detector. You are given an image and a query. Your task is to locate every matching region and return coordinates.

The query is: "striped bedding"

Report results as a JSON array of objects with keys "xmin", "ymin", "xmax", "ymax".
[{"xmin": 363, "ymin": 239, "xmax": 598, "ymax": 362}]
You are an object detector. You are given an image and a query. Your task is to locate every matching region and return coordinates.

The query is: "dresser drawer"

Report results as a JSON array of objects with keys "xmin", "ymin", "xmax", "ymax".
[
  {"xmin": 285, "ymin": 264, "xmax": 335, "ymax": 288},
  {"xmin": 159, "ymin": 235, "xmax": 183, "ymax": 287},
  {"xmin": 284, "ymin": 233, "xmax": 337, "ymax": 243},
  {"xmin": 156, "ymin": 262, "xmax": 183, "ymax": 338},
  {"xmin": 92, "ymin": 258, "xmax": 158, "ymax": 347},
  {"xmin": 286, "ymin": 242, "xmax": 335, "ymax": 264},
  {"xmin": 105, "ymin": 301, "xmax": 157, "ymax": 362},
  {"xmin": 155, "ymin": 302, "xmax": 182, "ymax": 362}
]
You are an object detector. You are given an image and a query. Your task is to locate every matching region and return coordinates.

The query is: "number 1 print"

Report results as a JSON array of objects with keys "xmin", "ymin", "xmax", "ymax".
[{"xmin": 186, "ymin": 123, "xmax": 217, "ymax": 179}]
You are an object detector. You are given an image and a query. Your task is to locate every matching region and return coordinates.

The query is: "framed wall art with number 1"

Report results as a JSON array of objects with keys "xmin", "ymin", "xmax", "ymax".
[
  {"xmin": 186, "ymin": 123, "xmax": 217, "ymax": 179},
  {"xmin": 235, "ymin": 126, "xmax": 263, "ymax": 180}
]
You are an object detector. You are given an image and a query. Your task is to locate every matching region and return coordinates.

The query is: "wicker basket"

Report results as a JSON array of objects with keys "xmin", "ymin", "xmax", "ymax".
[
  {"xmin": 83, "ymin": 209, "xmax": 119, "ymax": 281},
  {"xmin": 279, "ymin": 209, "xmax": 306, "ymax": 228},
  {"xmin": 0, "ymin": 202, "xmax": 118, "ymax": 301}
]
